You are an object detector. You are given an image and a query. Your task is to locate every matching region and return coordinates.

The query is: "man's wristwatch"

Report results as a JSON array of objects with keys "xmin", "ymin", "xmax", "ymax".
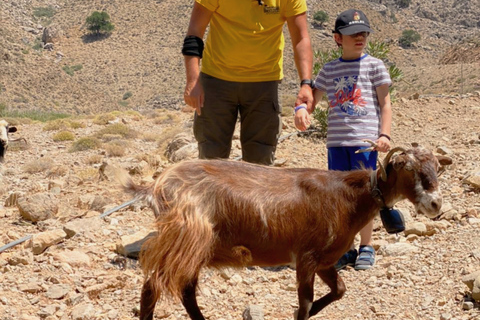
[{"xmin": 300, "ymin": 79, "xmax": 314, "ymax": 89}]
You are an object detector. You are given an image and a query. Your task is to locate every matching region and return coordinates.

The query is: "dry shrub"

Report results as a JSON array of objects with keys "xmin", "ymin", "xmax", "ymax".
[
  {"xmin": 100, "ymin": 133, "xmax": 124, "ymax": 142},
  {"xmin": 43, "ymin": 119, "xmax": 70, "ymax": 131},
  {"xmin": 93, "ymin": 113, "xmax": 117, "ymax": 125},
  {"xmin": 77, "ymin": 168, "xmax": 98, "ymax": 181},
  {"xmin": 157, "ymin": 127, "xmax": 183, "ymax": 154},
  {"xmin": 52, "ymin": 130, "xmax": 75, "ymax": 141},
  {"xmin": 46, "ymin": 165, "xmax": 69, "ymax": 177},
  {"xmin": 23, "ymin": 157, "xmax": 54, "ymax": 173},
  {"xmin": 85, "ymin": 154, "xmax": 103, "ymax": 165},
  {"xmin": 3, "ymin": 117, "xmax": 33, "ymax": 126},
  {"xmin": 68, "ymin": 120, "xmax": 86, "ymax": 129},
  {"xmin": 135, "ymin": 153, "xmax": 164, "ymax": 170},
  {"xmin": 104, "ymin": 142, "xmax": 126, "ymax": 157},
  {"xmin": 96, "ymin": 123, "xmax": 137, "ymax": 140},
  {"xmin": 69, "ymin": 136, "xmax": 101, "ymax": 152},
  {"xmin": 153, "ymin": 110, "xmax": 181, "ymax": 125},
  {"xmin": 142, "ymin": 132, "xmax": 159, "ymax": 142}
]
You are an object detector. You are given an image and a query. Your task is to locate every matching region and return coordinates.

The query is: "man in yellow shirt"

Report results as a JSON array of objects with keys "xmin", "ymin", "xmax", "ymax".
[{"xmin": 183, "ymin": 0, "xmax": 313, "ymax": 165}]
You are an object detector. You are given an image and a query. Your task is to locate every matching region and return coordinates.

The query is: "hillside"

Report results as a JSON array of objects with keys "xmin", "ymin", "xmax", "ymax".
[{"xmin": 1, "ymin": 0, "xmax": 479, "ymax": 115}]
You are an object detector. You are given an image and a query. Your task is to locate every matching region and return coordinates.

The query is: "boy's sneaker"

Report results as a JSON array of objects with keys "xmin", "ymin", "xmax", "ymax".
[
  {"xmin": 334, "ymin": 249, "xmax": 358, "ymax": 270},
  {"xmin": 354, "ymin": 245, "xmax": 375, "ymax": 271}
]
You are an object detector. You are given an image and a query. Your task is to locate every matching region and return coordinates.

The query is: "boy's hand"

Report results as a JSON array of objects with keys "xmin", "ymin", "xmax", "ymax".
[
  {"xmin": 294, "ymin": 105, "xmax": 311, "ymax": 131},
  {"xmin": 375, "ymin": 136, "xmax": 391, "ymax": 152}
]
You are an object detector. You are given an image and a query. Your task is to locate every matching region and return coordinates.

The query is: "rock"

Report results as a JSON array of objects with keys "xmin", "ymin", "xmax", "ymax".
[
  {"xmin": 51, "ymin": 249, "xmax": 91, "ymax": 267},
  {"xmin": 71, "ymin": 303, "xmax": 96, "ymax": 320},
  {"xmin": 63, "ymin": 216, "xmax": 103, "ymax": 238},
  {"xmin": 42, "ymin": 25, "xmax": 63, "ymax": 43},
  {"xmin": 27, "ymin": 229, "xmax": 67, "ymax": 255},
  {"xmin": 378, "ymin": 243, "xmax": 420, "ymax": 257},
  {"xmin": 404, "ymin": 222, "xmax": 427, "ymax": 236},
  {"xmin": 45, "ymin": 284, "xmax": 71, "ymax": 299},
  {"xmin": 461, "ymin": 270, "xmax": 480, "ymax": 290},
  {"xmin": 17, "ymin": 193, "xmax": 59, "ymax": 222},
  {"xmin": 464, "ymin": 169, "xmax": 480, "ymax": 188},
  {"xmin": 243, "ymin": 305, "xmax": 264, "ymax": 320},
  {"xmin": 473, "ymin": 276, "xmax": 480, "ymax": 301},
  {"xmin": 436, "ymin": 146, "xmax": 452, "ymax": 155},
  {"xmin": 115, "ymin": 229, "xmax": 156, "ymax": 259},
  {"xmin": 7, "ymin": 250, "xmax": 33, "ymax": 266}
]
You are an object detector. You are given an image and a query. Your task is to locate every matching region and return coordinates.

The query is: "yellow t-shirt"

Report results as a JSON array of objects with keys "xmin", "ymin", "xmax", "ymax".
[{"xmin": 196, "ymin": 0, "xmax": 307, "ymax": 82}]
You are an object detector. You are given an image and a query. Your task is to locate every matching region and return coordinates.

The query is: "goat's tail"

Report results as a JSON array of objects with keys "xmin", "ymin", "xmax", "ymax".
[
  {"xmin": 114, "ymin": 166, "xmax": 164, "ymax": 217},
  {"xmin": 140, "ymin": 202, "xmax": 215, "ymax": 303}
]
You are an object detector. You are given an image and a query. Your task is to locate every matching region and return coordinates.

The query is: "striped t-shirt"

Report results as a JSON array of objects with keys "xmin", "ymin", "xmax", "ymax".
[{"xmin": 314, "ymin": 54, "xmax": 392, "ymax": 148}]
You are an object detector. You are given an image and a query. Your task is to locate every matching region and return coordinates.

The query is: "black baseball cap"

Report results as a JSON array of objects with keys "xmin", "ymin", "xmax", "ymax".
[{"xmin": 333, "ymin": 9, "xmax": 374, "ymax": 35}]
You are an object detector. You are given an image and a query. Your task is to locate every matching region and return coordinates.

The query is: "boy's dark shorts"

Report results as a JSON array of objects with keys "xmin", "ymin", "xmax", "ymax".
[{"xmin": 194, "ymin": 73, "xmax": 282, "ymax": 165}]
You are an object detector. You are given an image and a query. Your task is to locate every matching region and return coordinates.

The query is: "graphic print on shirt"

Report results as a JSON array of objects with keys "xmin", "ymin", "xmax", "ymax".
[{"xmin": 330, "ymin": 75, "xmax": 367, "ymax": 116}]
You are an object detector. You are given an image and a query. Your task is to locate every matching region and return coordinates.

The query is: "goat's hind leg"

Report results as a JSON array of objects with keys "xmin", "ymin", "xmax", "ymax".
[
  {"xmin": 181, "ymin": 277, "xmax": 206, "ymax": 320},
  {"xmin": 308, "ymin": 266, "xmax": 346, "ymax": 317},
  {"xmin": 140, "ymin": 278, "xmax": 156, "ymax": 320}
]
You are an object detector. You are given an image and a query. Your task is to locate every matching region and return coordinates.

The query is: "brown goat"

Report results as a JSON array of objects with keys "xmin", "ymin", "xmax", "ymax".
[{"xmin": 122, "ymin": 147, "xmax": 452, "ymax": 320}]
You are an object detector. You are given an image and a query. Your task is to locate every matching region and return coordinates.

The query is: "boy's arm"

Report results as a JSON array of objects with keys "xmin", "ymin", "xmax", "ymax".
[
  {"xmin": 294, "ymin": 88, "xmax": 326, "ymax": 131},
  {"xmin": 375, "ymin": 84, "xmax": 392, "ymax": 152}
]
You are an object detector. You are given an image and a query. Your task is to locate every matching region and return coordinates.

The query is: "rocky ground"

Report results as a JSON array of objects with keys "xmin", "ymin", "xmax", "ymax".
[
  {"xmin": 0, "ymin": 92, "xmax": 480, "ymax": 320},
  {"xmin": 1, "ymin": 0, "xmax": 480, "ymax": 319}
]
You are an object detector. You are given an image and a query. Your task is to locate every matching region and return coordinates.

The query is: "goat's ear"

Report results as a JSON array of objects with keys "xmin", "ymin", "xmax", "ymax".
[
  {"xmin": 436, "ymin": 155, "xmax": 453, "ymax": 166},
  {"xmin": 8, "ymin": 126, "xmax": 17, "ymax": 133}
]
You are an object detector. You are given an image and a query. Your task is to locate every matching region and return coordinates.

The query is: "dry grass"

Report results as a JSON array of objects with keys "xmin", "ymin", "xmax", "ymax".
[
  {"xmin": 52, "ymin": 131, "xmax": 75, "ymax": 142},
  {"xmin": 104, "ymin": 142, "xmax": 127, "ymax": 157},
  {"xmin": 69, "ymin": 136, "xmax": 102, "ymax": 152},
  {"xmin": 96, "ymin": 123, "xmax": 138, "ymax": 140},
  {"xmin": 23, "ymin": 157, "xmax": 54, "ymax": 173},
  {"xmin": 92, "ymin": 113, "xmax": 117, "ymax": 125},
  {"xmin": 85, "ymin": 154, "xmax": 103, "ymax": 165},
  {"xmin": 46, "ymin": 165, "xmax": 69, "ymax": 177},
  {"xmin": 157, "ymin": 127, "xmax": 184, "ymax": 155},
  {"xmin": 76, "ymin": 168, "xmax": 99, "ymax": 181},
  {"xmin": 142, "ymin": 132, "xmax": 160, "ymax": 142}
]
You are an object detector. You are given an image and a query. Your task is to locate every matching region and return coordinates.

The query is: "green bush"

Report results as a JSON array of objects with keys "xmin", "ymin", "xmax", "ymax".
[
  {"xmin": 62, "ymin": 64, "xmax": 83, "ymax": 76},
  {"xmin": 399, "ymin": 29, "xmax": 420, "ymax": 48},
  {"xmin": 52, "ymin": 131, "xmax": 75, "ymax": 141},
  {"xmin": 313, "ymin": 11, "xmax": 329, "ymax": 24},
  {"xmin": 312, "ymin": 106, "xmax": 328, "ymax": 138},
  {"xmin": 86, "ymin": 11, "xmax": 115, "ymax": 35},
  {"xmin": 69, "ymin": 137, "xmax": 101, "ymax": 152},
  {"xmin": 396, "ymin": 0, "xmax": 411, "ymax": 8},
  {"xmin": 33, "ymin": 6, "xmax": 56, "ymax": 18},
  {"xmin": 122, "ymin": 92, "xmax": 133, "ymax": 100}
]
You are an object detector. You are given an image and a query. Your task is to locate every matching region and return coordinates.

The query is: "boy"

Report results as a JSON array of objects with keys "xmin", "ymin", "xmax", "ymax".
[{"xmin": 295, "ymin": 9, "xmax": 392, "ymax": 270}]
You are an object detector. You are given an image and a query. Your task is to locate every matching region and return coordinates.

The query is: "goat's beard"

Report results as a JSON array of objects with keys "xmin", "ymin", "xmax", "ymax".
[{"xmin": 414, "ymin": 190, "xmax": 443, "ymax": 218}]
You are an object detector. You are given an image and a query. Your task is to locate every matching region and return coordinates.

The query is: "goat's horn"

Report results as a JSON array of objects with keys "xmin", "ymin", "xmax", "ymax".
[{"xmin": 380, "ymin": 147, "xmax": 408, "ymax": 181}]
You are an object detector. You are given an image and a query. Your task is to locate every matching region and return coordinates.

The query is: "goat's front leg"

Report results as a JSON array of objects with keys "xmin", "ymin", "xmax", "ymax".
[
  {"xmin": 308, "ymin": 266, "xmax": 346, "ymax": 317},
  {"xmin": 295, "ymin": 265, "xmax": 315, "ymax": 320},
  {"xmin": 181, "ymin": 277, "xmax": 205, "ymax": 320}
]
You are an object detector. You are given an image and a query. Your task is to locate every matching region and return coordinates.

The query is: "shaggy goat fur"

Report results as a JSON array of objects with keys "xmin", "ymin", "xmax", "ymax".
[{"xmin": 122, "ymin": 147, "xmax": 451, "ymax": 320}]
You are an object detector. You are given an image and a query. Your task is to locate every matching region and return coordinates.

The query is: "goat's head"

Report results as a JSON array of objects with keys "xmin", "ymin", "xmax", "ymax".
[
  {"xmin": 381, "ymin": 146, "xmax": 452, "ymax": 218},
  {"xmin": 0, "ymin": 120, "xmax": 17, "ymax": 163}
]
